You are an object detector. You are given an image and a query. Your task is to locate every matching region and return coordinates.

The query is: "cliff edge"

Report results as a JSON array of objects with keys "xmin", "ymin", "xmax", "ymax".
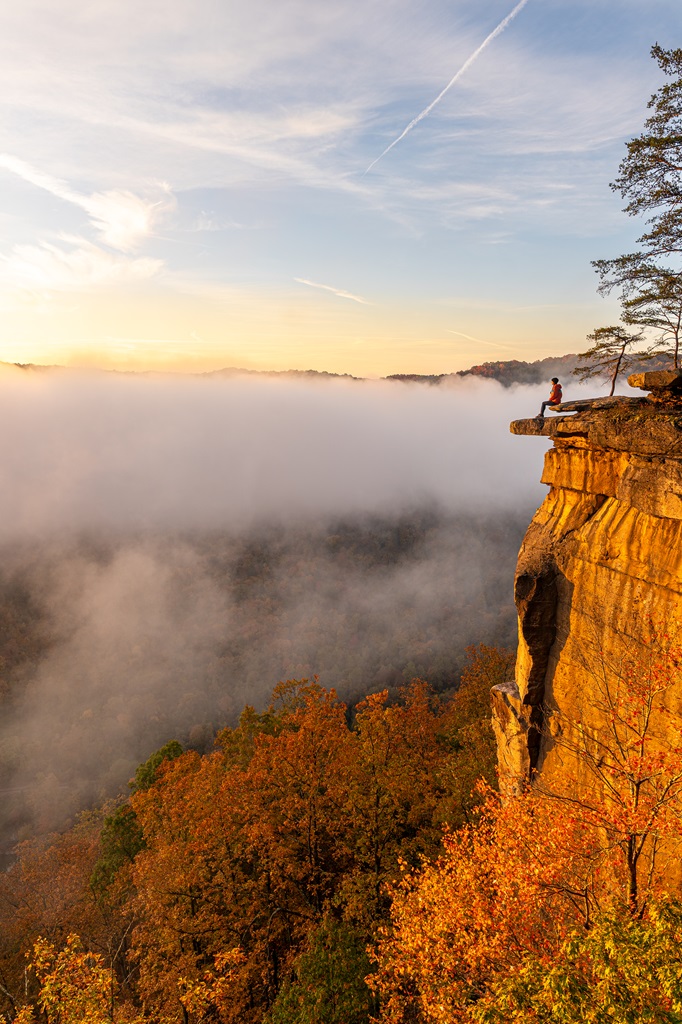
[{"xmin": 494, "ymin": 371, "xmax": 682, "ymax": 793}]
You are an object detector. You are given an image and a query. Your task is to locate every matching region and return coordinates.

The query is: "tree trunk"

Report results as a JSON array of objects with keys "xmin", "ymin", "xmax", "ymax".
[{"xmin": 610, "ymin": 344, "xmax": 626, "ymax": 396}]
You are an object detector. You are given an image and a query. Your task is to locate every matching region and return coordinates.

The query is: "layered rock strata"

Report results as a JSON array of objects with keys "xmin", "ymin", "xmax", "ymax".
[{"xmin": 493, "ymin": 371, "xmax": 682, "ymax": 793}]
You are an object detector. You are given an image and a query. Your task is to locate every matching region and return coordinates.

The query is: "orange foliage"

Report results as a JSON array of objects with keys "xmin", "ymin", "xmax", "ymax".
[
  {"xmin": 0, "ymin": 813, "xmax": 108, "ymax": 1016},
  {"xmin": 372, "ymin": 631, "xmax": 682, "ymax": 1022},
  {"xmin": 128, "ymin": 677, "xmax": 486, "ymax": 1021},
  {"xmin": 540, "ymin": 626, "xmax": 682, "ymax": 914},
  {"xmin": 0, "ymin": 652, "xmax": 506, "ymax": 1023},
  {"xmin": 15, "ymin": 933, "xmax": 153, "ymax": 1024},
  {"xmin": 372, "ymin": 788, "xmax": 601, "ymax": 1024}
]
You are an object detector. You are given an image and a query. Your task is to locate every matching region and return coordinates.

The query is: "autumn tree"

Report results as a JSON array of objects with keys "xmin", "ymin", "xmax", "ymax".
[
  {"xmin": 0, "ymin": 741, "xmax": 189, "ymax": 1023},
  {"xmin": 0, "ymin": 813, "xmax": 109, "ymax": 1019},
  {"xmin": 16, "ymin": 934, "xmax": 117, "ymax": 1024},
  {"xmin": 129, "ymin": 682, "xmax": 360, "ymax": 1022},
  {"xmin": 127, "ymin": 665, "xmax": 504, "ymax": 1023},
  {"xmin": 438, "ymin": 644, "xmax": 515, "ymax": 822},
  {"xmin": 15, "ymin": 933, "xmax": 152, "ymax": 1024},
  {"xmin": 341, "ymin": 681, "xmax": 451, "ymax": 929},
  {"xmin": 373, "ymin": 630, "xmax": 682, "ymax": 1022},
  {"xmin": 129, "ymin": 748, "xmax": 232, "ymax": 1020},
  {"xmin": 0, "ymin": 654, "xmax": 511, "ymax": 1024},
  {"xmin": 371, "ymin": 787, "xmax": 599, "ymax": 1024},
  {"xmin": 538, "ymin": 625, "xmax": 682, "ymax": 917}
]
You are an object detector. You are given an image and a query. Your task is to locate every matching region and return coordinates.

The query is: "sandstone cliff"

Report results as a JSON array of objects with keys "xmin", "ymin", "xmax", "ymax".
[{"xmin": 494, "ymin": 371, "xmax": 682, "ymax": 794}]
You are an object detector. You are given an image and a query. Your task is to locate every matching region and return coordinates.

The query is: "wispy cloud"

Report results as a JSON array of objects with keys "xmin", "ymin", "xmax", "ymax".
[
  {"xmin": 294, "ymin": 277, "xmax": 370, "ymax": 305},
  {"xmin": 192, "ymin": 213, "xmax": 265, "ymax": 232},
  {"xmin": 0, "ymin": 0, "xmax": 674, "ymax": 372},
  {"xmin": 0, "ymin": 3, "xmax": 651, "ymax": 230},
  {"xmin": 365, "ymin": 0, "xmax": 531, "ymax": 173},
  {"xmin": 0, "ymin": 154, "xmax": 174, "ymax": 252},
  {"xmin": 0, "ymin": 236, "xmax": 163, "ymax": 293}
]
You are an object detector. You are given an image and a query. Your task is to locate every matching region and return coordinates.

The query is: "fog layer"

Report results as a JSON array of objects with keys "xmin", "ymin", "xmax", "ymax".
[
  {"xmin": 1, "ymin": 371, "xmax": 550, "ymax": 535},
  {"xmin": 0, "ymin": 371, "xmax": 555, "ymax": 844}
]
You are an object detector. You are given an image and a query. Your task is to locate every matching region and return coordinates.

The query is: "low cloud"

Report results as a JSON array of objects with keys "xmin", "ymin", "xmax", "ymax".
[
  {"xmin": 0, "ymin": 371, "xmax": 550, "ymax": 536},
  {"xmin": 0, "ymin": 370, "xmax": 554, "ymax": 842}
]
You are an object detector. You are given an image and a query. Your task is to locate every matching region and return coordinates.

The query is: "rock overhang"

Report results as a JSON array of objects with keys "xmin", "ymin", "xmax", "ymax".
[{"xmin": 510, "ymin": 373, "xmax": 682, "ymax": 458}]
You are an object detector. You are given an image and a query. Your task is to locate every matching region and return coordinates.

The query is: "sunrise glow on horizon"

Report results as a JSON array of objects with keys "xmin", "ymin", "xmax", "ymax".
[{"xmin": 0, "ymin": 0, "xmax": 679, "ymax": 377}]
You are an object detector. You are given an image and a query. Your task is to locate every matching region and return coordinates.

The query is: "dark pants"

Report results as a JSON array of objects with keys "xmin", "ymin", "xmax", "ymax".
[{"xmin": 538, "ymin": 400, "xmax": 553, "ymax": 417}]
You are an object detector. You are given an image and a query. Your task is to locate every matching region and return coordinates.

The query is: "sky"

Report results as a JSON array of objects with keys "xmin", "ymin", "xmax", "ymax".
[{"xmin": 0, "ymin": 0, "xmax": 679, "ymax": 377}]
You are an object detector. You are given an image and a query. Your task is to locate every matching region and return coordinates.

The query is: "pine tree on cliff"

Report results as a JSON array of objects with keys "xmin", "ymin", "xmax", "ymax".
[
  {"xmin": 622, "ymin": 266, "xmax": 682, "ymax": 367},
  {"xmin": 592, "ymin": 45, "xmax": 682, "ymax": 368},
  {"xmin": 573, "ymin": 324, "xmax": 646, "ymax": 395}
]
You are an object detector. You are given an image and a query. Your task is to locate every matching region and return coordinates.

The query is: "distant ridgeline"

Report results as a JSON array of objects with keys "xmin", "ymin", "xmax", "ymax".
[
  {"xmin": 387, "ymin": 355, "xmax": 579, "ymax": 386},
  {"xmin": 390, "ymin": 353, "xmax": 675, "ymax": 387},
  {"xmin": 5, "ymin": 353, "xmax": 669, "ymax": 384},
  {"xmin": 455, "ymin": 354, "xmax": 581, "ymax": 386}
]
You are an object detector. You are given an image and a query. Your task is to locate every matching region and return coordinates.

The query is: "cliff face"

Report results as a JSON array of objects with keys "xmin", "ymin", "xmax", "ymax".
[{"xmin": 494, "ymin": 372, "xmax": 682, "ymax": 793}]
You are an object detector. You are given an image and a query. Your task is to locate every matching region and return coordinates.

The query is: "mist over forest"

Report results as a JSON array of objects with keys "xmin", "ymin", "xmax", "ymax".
[{"xmin": 0, "ymin": 368, "xmax": 564, "ymax": 849}]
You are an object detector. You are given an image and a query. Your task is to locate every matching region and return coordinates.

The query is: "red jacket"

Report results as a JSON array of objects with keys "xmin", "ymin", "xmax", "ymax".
[{"xmin": 549, "ymin": 382, "xmax": 562, "ymax": 404}]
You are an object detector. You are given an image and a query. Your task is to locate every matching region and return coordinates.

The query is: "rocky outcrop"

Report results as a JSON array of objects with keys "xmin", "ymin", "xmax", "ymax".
[{"xmin": 495, "ymin": 372, "xmax": 682, "ymax": 794}]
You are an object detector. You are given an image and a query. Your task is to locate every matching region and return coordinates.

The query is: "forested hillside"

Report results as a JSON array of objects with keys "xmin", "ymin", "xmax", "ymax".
[
  {"xmin": 0, "ymin": 648, "xmax": 511, "ymax": 1023},
  {"xmin": 5, "ymin": 637, "xmax": 682, "ymax": 1024}
]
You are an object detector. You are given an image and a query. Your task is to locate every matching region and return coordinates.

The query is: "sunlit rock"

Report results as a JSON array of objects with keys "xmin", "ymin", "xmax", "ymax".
[{"xmin": 496, "ymin": 372, "xmax": 682, "ymax": 794}]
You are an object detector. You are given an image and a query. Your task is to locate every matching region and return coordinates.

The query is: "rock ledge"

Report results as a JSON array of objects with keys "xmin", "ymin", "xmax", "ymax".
[{"xmin": 496, "ymin": 370, "xmax": 682, "ymax": 795}]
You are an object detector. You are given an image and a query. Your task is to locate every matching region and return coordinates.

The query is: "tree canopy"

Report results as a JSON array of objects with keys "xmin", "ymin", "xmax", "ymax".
[
  {"xmin": 586, "ymin": 45, "xmax": 682, "ymax": 373},
  {"xmin": 573, "ymin": 325, "xmax": 645, "ymax": 395},
  {"xmin": 0, "ymin": 648, "xmax": 510, "ymax": 1024}
]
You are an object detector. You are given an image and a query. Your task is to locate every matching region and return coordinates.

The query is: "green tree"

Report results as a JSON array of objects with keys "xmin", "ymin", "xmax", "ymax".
[
  {"xmin": 622, "ymin": 267, "xmax": 682, "ymax": 368},
  {"xmin": 592, "ymin": 45, "xmax": 682, "ymax": 368},
  {"xmin": 473, "ymin": 899, "xmax": 682, "ymax": 1024},
  {"xmin": 610, "ymin": 45, "xmax": 682, "ymax": 245},
  {"xmin": 89, "ymin": 742, "xmax": 185, "ymax": 903},
  {"xmin": 90, "ymin": 804, "xmax": 145, "ymax": 896},
  {"xmin": 572, "ymin": 325, "xmax": 647, "ymax": 395},
  {"xmin": 131, "ymin": 739, "xmax": 183, "ymax": 793},
  {"xmin": 267, "ymin": 919, "xmax": 376, "ymax": 1024}
]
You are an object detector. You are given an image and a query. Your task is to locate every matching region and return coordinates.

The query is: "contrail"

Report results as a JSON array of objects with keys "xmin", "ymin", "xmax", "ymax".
[
  {"xmin": 365, "ymin": 0, "xmax": 530, "ymax": 174},
  {"xmin": 446, "ymin": 329, "xmax": 514, "ymax": 350},
  {"xmin": 294, "ymin": 277, "xmax": 370, "ymax": 305}
]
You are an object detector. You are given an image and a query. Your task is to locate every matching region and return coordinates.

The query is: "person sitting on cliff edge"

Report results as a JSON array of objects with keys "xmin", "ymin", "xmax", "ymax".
[{"xmin": 537, "ymin": 377, "xmax": 562, "ymax": 418}]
